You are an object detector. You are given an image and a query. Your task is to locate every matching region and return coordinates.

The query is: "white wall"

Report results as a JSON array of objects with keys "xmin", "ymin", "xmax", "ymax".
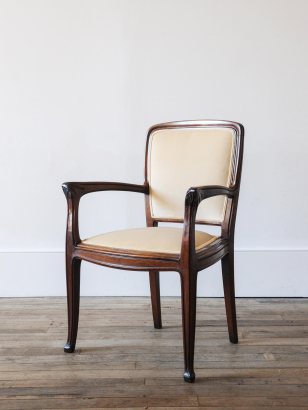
[{"xmin": 0, "ymin": 0, "xmax": 307, "ymax": 297}]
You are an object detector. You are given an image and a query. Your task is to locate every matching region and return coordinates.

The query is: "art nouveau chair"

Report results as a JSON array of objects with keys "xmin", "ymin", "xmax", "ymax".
[{"xmin": 62, "ymin": 120, "xmax": 244, "ymax": 383}]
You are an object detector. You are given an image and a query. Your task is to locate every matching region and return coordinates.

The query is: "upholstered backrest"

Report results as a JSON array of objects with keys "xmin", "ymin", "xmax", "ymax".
[{"xmin": 147, "ymin": 125, "xmax": 236, "ymax": 223}]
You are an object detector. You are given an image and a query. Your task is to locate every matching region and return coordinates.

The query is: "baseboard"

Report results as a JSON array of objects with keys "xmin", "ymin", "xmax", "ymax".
[{"xmin": 0, "ymin": 250, "xmax": 307, "ymax": 297}]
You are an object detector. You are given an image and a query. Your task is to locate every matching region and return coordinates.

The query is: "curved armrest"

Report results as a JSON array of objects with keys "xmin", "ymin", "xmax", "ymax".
[
  {"xmin": 62, "ymin": 181, "xmax": 149, "ymax": 247},
  {"xmin": 181, "ymin": 185, "xmax": 237, "ymax": 264},
  {"xmin": 62, "ymin": 181, "xmax": 149, "ymax": 200},
  {"xmin": 185, "ymin": 185, "xmax": 236, "ymax": 208}
]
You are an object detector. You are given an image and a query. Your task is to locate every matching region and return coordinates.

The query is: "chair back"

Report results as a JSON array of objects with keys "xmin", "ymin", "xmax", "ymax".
[{"xmin": 145, "ymin": 120, "xmax": 244, "ymax": 224}]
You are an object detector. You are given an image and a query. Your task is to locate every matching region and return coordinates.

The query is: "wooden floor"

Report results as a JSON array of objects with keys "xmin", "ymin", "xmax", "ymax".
[{"xmin": 1, "ymin": 297, "xmax": 308, "ymax": 409}]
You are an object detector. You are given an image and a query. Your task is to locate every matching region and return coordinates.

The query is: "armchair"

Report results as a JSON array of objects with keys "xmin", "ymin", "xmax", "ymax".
[{"xmin": 62, "ymin": 120, "xmax": 244, "ymax": 382}]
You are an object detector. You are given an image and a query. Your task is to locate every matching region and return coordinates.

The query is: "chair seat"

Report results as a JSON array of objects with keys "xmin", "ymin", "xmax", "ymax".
[{"xmin": 80, "ymin": 227, "xmax": 218, "ymax": 255}]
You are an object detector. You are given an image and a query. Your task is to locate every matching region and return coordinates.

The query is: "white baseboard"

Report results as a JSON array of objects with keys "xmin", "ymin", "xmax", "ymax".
[{"xmin": 0, "ymin": 250, "xmax": 307, "ymax": 297}]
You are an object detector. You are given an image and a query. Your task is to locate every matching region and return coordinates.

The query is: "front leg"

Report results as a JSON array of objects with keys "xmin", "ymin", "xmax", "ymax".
[
  {"xmin": 180, "ymin": 268, "xmax": 198, "ymax": 383},
  {"xmin": 64, "ymin": 255, "xmax": 81, "ymax": 353}
]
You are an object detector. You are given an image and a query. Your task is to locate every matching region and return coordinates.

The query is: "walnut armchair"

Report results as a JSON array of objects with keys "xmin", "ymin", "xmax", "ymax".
[{"xmin": 62, "ymin": 120, "xmax": 244, "ymax": 383}]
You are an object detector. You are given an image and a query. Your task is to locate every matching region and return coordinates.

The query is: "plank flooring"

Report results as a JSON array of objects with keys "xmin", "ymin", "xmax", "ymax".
[{"xmin": 0, "ymin": 296, "xmax": 308, "ymax": 409}]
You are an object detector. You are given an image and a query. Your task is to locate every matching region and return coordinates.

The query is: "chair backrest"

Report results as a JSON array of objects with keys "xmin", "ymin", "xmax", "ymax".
[{"xmin": 145, "ymin": 120, "xmax": 244, "ymax": 225}]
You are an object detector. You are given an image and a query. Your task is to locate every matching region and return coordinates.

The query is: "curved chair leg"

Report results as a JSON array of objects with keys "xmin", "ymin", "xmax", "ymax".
[
  {"xmin": 180, "ymin": 268, "xmax": 197, "ymax": 383},
  {"xmin": 221, "ymin": 250, "xmax": 238, "ymax": 344},
  {"xmin": 64, "ymin": 256, "xmax": 81, "ymax": 353},
  {"xmin": 149, "ymin": 271, "xmax": 162, "ymax": 329}
]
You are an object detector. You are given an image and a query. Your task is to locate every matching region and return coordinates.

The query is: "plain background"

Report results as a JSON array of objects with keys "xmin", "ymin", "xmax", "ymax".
[{"xmin": 0, "ymin": 0, "xmax": 307, "ymax": 297}]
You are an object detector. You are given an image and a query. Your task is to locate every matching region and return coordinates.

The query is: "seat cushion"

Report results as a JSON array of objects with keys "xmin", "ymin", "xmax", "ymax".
[{"xmin": 81, "ymin": 227, "xmax": 218, "ymax": 255}]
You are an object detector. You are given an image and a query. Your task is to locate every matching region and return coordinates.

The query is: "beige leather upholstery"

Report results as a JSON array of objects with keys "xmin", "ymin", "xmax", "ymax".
[
  {"xmin": 148, "ymin": 128, "xmax": 235, "ymax": 223},
  {"xmin": 81, "ymin": 227, "xmax": 218, "ymax": 255}
]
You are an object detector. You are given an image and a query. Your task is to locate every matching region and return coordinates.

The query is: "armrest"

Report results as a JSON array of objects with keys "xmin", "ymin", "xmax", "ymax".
[
  {"xmin": 181, "ymin": 185, "xmax": 237, "ymax": 262},
  {"xmin": 62, "ymin": 181, "xmax": 149, "ymax": 200},
  {"xmin": 62, "ymin": 181, "xmax": 149, "ymax": 247},
  {"xmin": 185, "ymin": 185, "xmax": 236, "ymax": 208}
]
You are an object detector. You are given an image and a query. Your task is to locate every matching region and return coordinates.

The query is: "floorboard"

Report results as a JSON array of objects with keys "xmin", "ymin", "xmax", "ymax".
[{"xmin": 0, "ymin": 297, "xmax": 308, "ymax": 408}]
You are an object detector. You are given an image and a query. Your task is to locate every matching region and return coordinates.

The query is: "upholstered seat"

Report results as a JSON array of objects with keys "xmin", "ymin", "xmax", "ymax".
[{"xmin": 80, "ymin": 227, "xmax": 218, "ymax": 255}]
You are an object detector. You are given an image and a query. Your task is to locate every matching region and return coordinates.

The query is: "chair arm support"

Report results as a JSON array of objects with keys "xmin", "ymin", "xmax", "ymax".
[
  {"xmin": 180, "ymin": 186, "xmax": 236, "ymax": 266},
  {"xmin": 62, "ymin": 182, "xmax": 149, "ymax": 247},
  {"xmin": 62, "ymin": 181, "xmax": 149, "ymax": 200}
]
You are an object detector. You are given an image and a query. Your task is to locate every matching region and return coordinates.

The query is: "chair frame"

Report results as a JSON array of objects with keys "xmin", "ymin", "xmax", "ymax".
[{"xmin": 62, "ymin": 119, "xmax": 244, "ymax": 383}]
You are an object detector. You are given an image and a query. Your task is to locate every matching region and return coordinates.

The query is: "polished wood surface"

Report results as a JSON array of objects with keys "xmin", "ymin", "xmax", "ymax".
[
  {"xmin": 62, "ymin": 120, "xmax": 245, "ymax": 381},
  {"xmin": 1, "ymin": 297, "xmax": 308, "ymax": 409}
]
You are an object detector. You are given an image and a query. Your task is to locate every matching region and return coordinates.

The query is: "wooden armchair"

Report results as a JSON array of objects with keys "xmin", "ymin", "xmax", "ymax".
[{"xmin": 62, "ymin": 120, "xmax": 244, "ymax": 383}]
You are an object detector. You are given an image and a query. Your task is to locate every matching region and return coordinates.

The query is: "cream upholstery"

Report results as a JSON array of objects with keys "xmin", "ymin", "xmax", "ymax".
[
  {"xmin": 81, "ymin": 227, "xmax": 218, "ymax": 255},
  {"xmin": 148, "ymin": 128, "xmax": 235, "ymax": 223}
]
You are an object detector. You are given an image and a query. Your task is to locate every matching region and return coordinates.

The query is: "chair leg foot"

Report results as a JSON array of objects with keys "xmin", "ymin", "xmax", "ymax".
[
  {"xmin": 149, "ymin": 271, "xmax": 162, "ymax": 329},
  {"xmin": 184, "ymin": 371, "xmax": 195, "ymax": 383},
  {"xmin": 64, "ymin": 343, "xmax": 75, "ymax": 353},
  {"xmin": 229, "ymin": 335, "xmax": 238, "ymax": 344}
]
